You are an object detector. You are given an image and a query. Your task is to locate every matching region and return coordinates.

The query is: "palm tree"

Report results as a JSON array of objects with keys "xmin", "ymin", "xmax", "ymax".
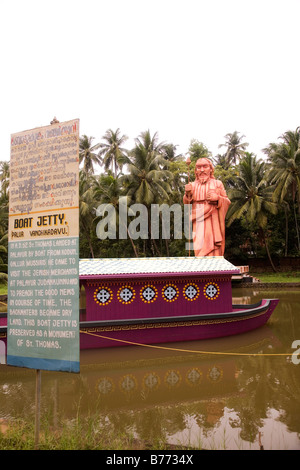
[
  {"xmin": 93, "ymin": 174, "xmax": 139, "ymax": 257},
  {"xmin": 98, "ymin": 128, "xmax": 128, "ymax": 178},
  {"xmin": 227, "ymin": 153, "xmax": 278, "ymax": 271},
  {"xmin": 122, "ymin": 130, "xmax": 173, "ymax": 256},
  {"xmin": 219, "ymin": 131, "xmax": 249, "ymax": 166},
  {"xmin": 123, "ymin": 130, "xmax": 172, "ymax": 205},
  {"xmin": 161, "ymin": 143, "xmax": 184, "ymax": 163},
  {"xmin": 263, "ymin": 128, "xmax": 300, "ymax": 252},
  {"xmin": 79, "ymin": 135, "xmax": 102, "ymax": 174},
  {"xmin": 79, "ymin": 170, "xmax": 97, "ymax": 257}
]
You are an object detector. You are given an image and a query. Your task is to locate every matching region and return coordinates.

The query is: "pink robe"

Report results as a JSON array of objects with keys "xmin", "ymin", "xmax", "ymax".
[{"xmin": 183, "ymin": 178, "xmax": 230, "ymax": 257}]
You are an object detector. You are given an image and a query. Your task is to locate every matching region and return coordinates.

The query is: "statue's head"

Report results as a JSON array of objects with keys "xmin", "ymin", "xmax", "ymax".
[{"xmin": 195, "ymin": 158, "xmax": 214, "ymax": 182}]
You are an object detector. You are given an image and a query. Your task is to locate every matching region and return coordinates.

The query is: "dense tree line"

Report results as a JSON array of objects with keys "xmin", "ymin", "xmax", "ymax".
[{"xmin": 0, "ymin": 127, "xmax": 299, "ymax": 279}]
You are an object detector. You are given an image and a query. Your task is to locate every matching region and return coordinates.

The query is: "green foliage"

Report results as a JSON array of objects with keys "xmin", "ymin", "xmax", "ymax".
[
  {"xmin": 218, "ymin": 131, "xmax": 249, "ymax": 166},
  {"xmin": 97, "ymin": 128, "xmax": 128, "ymax": 177},
  {"xmin": 188, "ymin": 139, "xmax": 212, "ymax": 162},
  {"xmin": 1, "ymin": 126, "xmax": 300, "ymax": 266},
  {"xmin": 227, "ymin": 153, "xmax": 277, "ymax": 229},
  {"xmin": 79, "ymin": 135, "xmax": 102, "ymax": 174}
]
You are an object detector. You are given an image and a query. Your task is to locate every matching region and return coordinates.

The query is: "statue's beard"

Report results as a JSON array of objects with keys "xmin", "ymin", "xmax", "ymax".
[{"xmin": 198, "ymin": 175, "xmax": 209, "ymax": 184}]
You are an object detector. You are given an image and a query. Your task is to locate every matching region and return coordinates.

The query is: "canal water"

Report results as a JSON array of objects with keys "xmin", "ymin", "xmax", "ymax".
[{"xmin": 0, "ymin": 287, "xmax": 300, "ymax": 450}]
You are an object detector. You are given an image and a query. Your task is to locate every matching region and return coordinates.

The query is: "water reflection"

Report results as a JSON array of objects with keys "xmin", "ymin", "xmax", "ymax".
[{"xmin": 0, "ymin": 288, "xmax": 300, "ymax": 450}]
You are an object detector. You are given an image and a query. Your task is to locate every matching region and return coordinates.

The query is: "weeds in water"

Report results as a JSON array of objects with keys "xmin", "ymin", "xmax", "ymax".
[{"xmin": 0, "ymin": 416, "xmax": 187, "ymax": 450}]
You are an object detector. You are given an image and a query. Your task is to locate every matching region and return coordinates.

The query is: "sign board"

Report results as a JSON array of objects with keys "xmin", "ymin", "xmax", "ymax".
[{"xmin": 7, "ymin": 119, "xmax": 80, "ymax": 373}]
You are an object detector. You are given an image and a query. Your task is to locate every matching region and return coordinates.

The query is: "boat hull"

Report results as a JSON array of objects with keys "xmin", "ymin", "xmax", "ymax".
[
  {"xmin": 0, "ymin": 299, "xmax": 279, "ymax": 352},
  {"xmin": 79, "ymin": 299, "xmax": 279, "ymax": 349}
]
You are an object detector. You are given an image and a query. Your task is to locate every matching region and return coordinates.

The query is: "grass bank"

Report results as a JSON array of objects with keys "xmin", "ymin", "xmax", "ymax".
[
  {"xmin": 0, "ymin": 418, "xmax": 196, "ymax": 451},
  {"xmin": 250, "ymin": 271, "xmax": 300, "ymax": 283}
]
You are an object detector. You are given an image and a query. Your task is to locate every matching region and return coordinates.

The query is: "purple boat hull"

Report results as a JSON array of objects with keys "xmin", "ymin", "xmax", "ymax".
[
  {"xmin": 0, "ymin": 299, "xmax": 278, "ymax": 351},
  {"xmin": 78, "ymin": 299, "xmax": 279, "ymax": 349}
]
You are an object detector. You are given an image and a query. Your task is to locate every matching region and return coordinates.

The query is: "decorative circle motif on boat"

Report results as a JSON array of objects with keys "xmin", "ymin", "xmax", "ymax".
[
  {"xmin": 142, "ymin": 372, "xmax": 160, "ymax": 391},
  {"xmin": 183, "ymin": 283, "xmax": 200, "ymax": 301},
  {"xmin": 204, "ymin": 282, "xmax": 220, "ymax": 300},
  {"xmin": 117, "ymin": 285, "xmax": 135, "ymax": 305},
  {"xmin": 186, "ymin": 367, "xmax": 203, "ymax": 386},
  {"xmin": 164, "ymin": 369, "xmax": 182, "ymax": 388},
  {"xmin": 119, "ymin": 374, "xmax": 138, "ymax": 393},
  {"xmin": 94, "ymin": 286, "xmax": 113, "ymax": 306},
  {"xmin": 162, "ymin": 283, "xmax": 179, "ymax": 302},
  {"xmin": 96, "ymin": 377, "xmax": 115, "ymax": 395},
  {"xmin": 140, "ymin": 285, "xmax": 158, "ymax": 303},
  {"xmin": 207, "ymin": 366, "xmax": 223, "ymax": 383}
]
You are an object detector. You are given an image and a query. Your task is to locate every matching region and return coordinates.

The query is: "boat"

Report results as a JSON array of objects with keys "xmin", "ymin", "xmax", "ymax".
[
  {"xmin": 0, "ymin": 256, "xmax": 279, "ymax": 353},
  {"xmin": 78, "ymin": 256, "xmax": 278, "ymax": 349}
]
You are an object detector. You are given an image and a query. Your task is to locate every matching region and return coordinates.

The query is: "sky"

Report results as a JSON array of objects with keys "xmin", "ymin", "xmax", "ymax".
[{"xmin": 1, "ymin": 0, "xmax": 299, "ymax": 162}]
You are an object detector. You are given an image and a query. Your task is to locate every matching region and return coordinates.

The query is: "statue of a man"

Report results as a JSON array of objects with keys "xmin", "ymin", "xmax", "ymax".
[{"xmin": 183, "ymin": 158, "xmax": 231, "ymax": 257}]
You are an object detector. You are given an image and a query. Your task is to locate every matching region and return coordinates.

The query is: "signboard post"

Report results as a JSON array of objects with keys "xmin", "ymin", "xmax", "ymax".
[{"xmin": 7, "ymin": 118, "xmax": 80, "ymax": 374}]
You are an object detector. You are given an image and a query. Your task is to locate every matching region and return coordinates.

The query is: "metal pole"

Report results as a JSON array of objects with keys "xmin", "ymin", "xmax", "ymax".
[{"xmin": 35, "ymin": 369, "xmax": 41, "ymax": 450}]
